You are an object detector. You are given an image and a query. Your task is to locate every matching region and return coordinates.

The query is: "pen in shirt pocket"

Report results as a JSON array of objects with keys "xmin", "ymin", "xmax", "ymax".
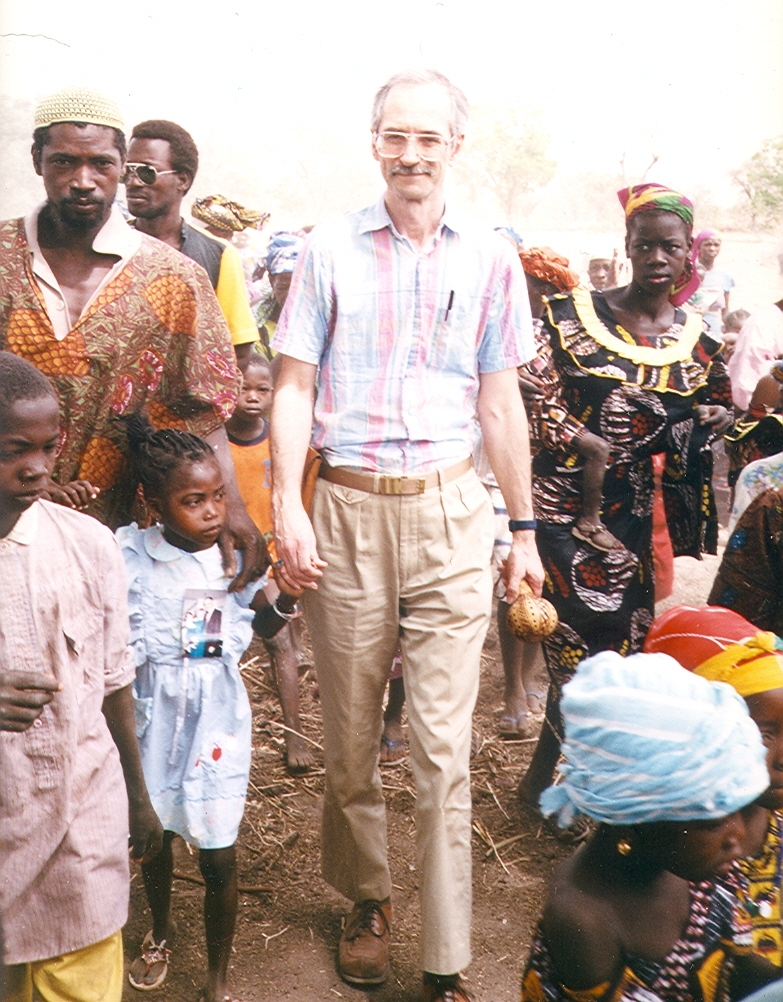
[{"xmin": 444, "ymin": 290, "xmax": 454, "ymax": 322}]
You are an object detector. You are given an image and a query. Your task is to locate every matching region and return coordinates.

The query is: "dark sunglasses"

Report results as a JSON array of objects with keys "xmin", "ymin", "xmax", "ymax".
[{"xmin": 120, "ymin": 162, "xmax": 177, "ymax": 185}]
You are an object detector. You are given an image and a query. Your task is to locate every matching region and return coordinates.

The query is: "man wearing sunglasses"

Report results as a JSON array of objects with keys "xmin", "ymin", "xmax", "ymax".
[
  {"xmin": 0, "ymin": 87, "xmax": 268, "ymax": 590},
  {"xmin": 271, "ymin": 69, "xmax": 543, "ymax": 1002},
  {"xmin": 124, "ymin": 120, "xmax": 259, "ymax": 368}
]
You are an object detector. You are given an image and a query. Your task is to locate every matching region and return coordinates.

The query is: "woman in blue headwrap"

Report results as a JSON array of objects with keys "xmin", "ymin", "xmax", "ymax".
[
  {"xmin": 519, "ymin": 184, "xmax": 733, "ymax": 828},
  {"xmin": 521, "ymin": 651, "xmax": 781, "ymax": 1002}
]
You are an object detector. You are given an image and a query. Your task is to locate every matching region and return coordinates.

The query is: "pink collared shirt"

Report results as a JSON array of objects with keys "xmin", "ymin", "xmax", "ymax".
[
  {"xmin": 273, "ymin": 199, "xmax": 534, "ymax": 475},
  {"xmin": 0, "ymin": 500, "xmax": 135, "ymax": 964}
]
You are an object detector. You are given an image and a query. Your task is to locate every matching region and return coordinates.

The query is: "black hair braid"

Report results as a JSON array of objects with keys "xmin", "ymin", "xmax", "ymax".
[{"xmin": 119, "ymin": 412, "xmax": 214, "ymax": 501}]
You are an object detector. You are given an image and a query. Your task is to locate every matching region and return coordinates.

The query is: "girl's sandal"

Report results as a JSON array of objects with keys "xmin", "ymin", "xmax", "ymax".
[
  {"xmin": 571, "ymin": 520, "xmax": 625, "ymax": 553},
  {"xmin": 128, "ymin": 930, "xmax": 171, "ymax": 991}
]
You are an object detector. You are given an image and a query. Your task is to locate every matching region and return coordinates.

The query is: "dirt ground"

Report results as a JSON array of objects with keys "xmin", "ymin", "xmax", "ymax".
[{"xmin": 121, "ymin": 544, "xmax": 723, "ymax": 1002}]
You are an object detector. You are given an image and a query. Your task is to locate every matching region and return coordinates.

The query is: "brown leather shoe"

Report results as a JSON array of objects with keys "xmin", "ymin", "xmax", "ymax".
[
  {"xmin": 422, "ymin": 973, "xmax": 472, "ymax": 1002},
  {"xmin": 337, "ymin": 898, "xmax": 392, "ymax": 985}
]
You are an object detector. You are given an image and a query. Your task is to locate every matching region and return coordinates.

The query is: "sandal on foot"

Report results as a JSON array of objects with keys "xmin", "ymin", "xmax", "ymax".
[
  {"xmin": 379, "ymin": 733, "xmax": 406, "ymax": 764},
  {"xmin": 571, "ymin": 521, "xmax": 625, "ymax": 553},
  {"xmin": 498, "ymin": 712, "xmax": 532, "ymax": 738},
  {"xmin": 129, "ymin": 930, "xmax": 171, "ymax": 991}
]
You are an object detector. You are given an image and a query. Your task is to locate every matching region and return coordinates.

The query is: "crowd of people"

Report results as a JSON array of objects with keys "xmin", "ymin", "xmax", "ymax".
[{"xmin": 0, "ymin": 70, "xmax": 781, "ymax": 1002}]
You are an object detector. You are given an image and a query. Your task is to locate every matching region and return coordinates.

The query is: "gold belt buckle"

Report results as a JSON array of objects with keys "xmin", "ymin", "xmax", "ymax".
[
  {"xmin": 378, "ymin": 475, "xmax": 402, "ymax": 495},
  {"xmin": 377, "ymin": 475, "xmax": 427, "ymax": 495}
]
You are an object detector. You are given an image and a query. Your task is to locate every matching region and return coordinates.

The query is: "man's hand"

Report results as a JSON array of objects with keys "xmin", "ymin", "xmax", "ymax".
[
  {"xmin": 695, "ymin": 404, "xmax": 733, "ymax": 434},
  {"xmin": 504, "ymin": 533, "xmax": 545, "ymax": 604},
  {"xmin": 219, "ymin": 502, "xmax": 270, "ymax": 593},
  {"xmin": 0, "ymin": 671, "xmax": 59, "ymax": 731},
  {"xmin": 128, "ymin": 797, "xmax": 164, "ymax": 863},
  {"xmin": 274, "ymin": 500, "xmax": 327, "ymax": 592},
  {"xmin": 43, "ymin": 479, "xmax": 99, "ymax": 511}
]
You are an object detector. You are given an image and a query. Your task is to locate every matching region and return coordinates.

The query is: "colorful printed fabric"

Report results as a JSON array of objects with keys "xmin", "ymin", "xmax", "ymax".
[
  {"xmin": 0, "ymin": 218, "xmax": 239, "ymax": 527},
  {"xmin": 273, "ymin": 198, "xmax": 534, "ymax": 475},
  {"xmin": 522, "ymin": 880, "xmax": 752, "ymax": 1002},
  {"xmin": 617, "ymin": 183, "xmax": 695, "ymax": 227},
  {"xmin": 519, "ymin": 247, "xmax": 579, "ymax": 292},
  {"xmin": 539, "ymin": 651, "xmax": 768, "ymax": 828},
  {"xmin": 734, "ymin": 810, "xmax": 783, "ymax": 967},
  {"xmin": 729, "ymin": 449, "xmax": 783, "ymax": 531},
  {"xmin": 708, "ymin": 487, "xmax": 783, "ymax": 637},
  {"xmin": 532, "ymin": 289, "xmax": 729, "ymax": 699},
  {"xmin": 725, "ymin": 413, "xmax": 783, "ymax": 489}
]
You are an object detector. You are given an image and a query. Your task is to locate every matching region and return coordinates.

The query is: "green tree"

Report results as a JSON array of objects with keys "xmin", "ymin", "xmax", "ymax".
[
  {"xmin": 731, "ymin": 136, "xmax": 783, "ymax": 230},
  {"xmin": 455, "ymin": 105, "xmax": 556, "ymax": 223}
]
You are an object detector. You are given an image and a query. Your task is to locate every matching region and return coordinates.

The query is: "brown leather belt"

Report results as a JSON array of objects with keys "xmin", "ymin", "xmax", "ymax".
[{"xmin": 318, "ymin": 456, "xmax": 473, "ymax": 495}]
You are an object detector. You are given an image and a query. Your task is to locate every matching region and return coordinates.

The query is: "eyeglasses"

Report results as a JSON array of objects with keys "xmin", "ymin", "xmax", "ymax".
[
  {"xmin": 373, "ymin": 132, "xmax": 453, "ymax": 162},
  {"xmin": 120, "ymin": 162, "xmax": 177, "ymax": 185}
]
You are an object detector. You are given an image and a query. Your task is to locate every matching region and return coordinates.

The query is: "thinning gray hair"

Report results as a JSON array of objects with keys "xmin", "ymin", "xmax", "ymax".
[{"xmin": 370, "ymin": 69, "xmax": 469, "ymax": 138}]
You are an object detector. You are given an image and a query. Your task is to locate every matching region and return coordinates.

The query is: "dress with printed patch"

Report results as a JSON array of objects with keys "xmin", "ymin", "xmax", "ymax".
[
  {"xmin": 533, "ymin": 288, "xmax": 729, "ymax": 707},
  {"xmin": 117, "ymin": 524, "xmax": 262, "ymax": 849}
]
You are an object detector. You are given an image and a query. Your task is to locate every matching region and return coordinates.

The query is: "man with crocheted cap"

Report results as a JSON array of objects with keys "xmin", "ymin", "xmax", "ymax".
[
  {"xmin": 0, "ymin": 87, "xmax": 267, "ymax": 584},
  {"xmin": 124, "ymin": 122, "xmax": 261, "ymax": 367}
]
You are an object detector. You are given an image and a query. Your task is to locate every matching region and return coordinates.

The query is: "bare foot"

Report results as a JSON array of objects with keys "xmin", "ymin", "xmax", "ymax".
[{"xmin": 285, "ymin": 731, "xmax": 315, "ymax": 773}]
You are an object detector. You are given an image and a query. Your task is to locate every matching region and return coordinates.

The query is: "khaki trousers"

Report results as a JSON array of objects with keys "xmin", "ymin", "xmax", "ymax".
[{"xmin": 304, "ymin": 467, "xmax": 494, "ymax": 974}]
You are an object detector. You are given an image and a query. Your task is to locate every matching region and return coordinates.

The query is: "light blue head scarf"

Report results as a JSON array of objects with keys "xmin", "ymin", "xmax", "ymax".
[
  {"xmin": 265, "ymin": 231, "xmax": 304, "ymax": 275},
  {"xmin": 540, "ymin": 650, "xmax": 769, "ymax": 828}
]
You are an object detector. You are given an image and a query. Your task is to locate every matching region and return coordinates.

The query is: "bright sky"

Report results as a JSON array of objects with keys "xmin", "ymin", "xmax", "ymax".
[{"xmin": 1, "ymin": 0, "xmax": 781, "ymax": 204}]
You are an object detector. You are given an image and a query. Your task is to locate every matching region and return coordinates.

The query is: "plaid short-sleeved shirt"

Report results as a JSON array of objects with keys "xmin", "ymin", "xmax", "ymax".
[{"xmin": 273, "ymin": 199, "xmax": 534, "ymax": 475}]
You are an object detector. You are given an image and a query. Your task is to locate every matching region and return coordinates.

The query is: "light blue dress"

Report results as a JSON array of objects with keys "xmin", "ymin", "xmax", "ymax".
[{"xmin": 117, "ymin": 525, "xmax": 264, "ymax": 849}]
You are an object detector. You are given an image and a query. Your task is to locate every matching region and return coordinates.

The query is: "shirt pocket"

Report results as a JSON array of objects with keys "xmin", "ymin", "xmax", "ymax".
[{"xmin": 62, "ymin": 608, "xmax": 104, "ymax": 701}]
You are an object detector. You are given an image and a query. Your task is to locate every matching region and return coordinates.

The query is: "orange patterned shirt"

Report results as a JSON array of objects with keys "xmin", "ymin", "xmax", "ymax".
[{"xmin": 0, "ymin": 217, "xmax": 240, "ymax": 526}]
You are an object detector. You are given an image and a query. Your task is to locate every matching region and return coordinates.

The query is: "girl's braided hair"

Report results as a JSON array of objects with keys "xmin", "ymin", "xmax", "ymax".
[{"xmin": 120, "ymin": 412, "xmax": 215, "ymax": 500}]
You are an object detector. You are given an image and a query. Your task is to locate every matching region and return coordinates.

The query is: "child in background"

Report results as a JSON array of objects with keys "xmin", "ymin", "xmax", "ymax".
[
  {"xmin": 225, "ymin": 353, "xmax": 315, "ymax": 772},
  {"xmin": 121, "ymin": 416, "xmax": 297, "ymax": 1000},
  {"xmin": 723, "ymin": 308, "xmax": 751, "ymax": 363}
]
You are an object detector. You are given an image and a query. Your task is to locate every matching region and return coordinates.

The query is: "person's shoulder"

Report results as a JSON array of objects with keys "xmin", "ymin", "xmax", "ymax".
[
  {"xmin": 136, "ymin": 231, "xmax": 212, "ymax": 283},
  {"xmin": 0, "ymin": 217, "xmax": 24, "ymax": 238},
  {"xmin": 37, "ymin": 498, "xmax": 118, "ymax": 553},
  {"xmin": 0, "ymin": 217, "xmax": 27, "ymax": 257},
  {"xmin": 538, "ymin": 856, "xmax": 623, "ymax": 990}
]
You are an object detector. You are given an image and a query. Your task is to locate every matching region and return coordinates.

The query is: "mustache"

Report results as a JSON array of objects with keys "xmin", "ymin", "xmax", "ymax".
[
  {"xmin": 60, "ymin": 195, "xmax": 105, "ymax": 207},
  {"xmin": 390, "ymin": 165, "xmax": 433, "ymax": 176}
]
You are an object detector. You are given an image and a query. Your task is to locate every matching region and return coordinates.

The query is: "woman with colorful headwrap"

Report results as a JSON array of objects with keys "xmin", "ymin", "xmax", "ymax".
[
  {"xmin": 521, "ymin": 650, "xmax": 780, "ymax": 1002},
  {"xmin": 645, "ymin": 605, "xmax": 783, "ymax": 968},
  {"xmin": 518, "ymin": 184, "xmax": 733, "ymax": 825}
]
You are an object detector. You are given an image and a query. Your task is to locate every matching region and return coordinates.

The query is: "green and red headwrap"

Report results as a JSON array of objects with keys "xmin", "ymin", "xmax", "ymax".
[
  {"xmin": 617, "ymin": 183, "xmax": 694, "ymax": 227},
  {"xmin": 617, "ymin": 183, "xmax": 697, "ymax": 305}
]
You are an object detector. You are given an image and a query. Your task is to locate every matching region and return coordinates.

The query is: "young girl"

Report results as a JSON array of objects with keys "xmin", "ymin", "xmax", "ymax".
[{"xmin": 119, "ymin": 416, "xmax": 297, "ymax": 1001}]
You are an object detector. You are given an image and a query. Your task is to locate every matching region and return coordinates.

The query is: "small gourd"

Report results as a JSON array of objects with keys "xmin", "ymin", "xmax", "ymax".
[{"xmin": 506, "ymin": 581, "xmax": 558, "ymax": 642}]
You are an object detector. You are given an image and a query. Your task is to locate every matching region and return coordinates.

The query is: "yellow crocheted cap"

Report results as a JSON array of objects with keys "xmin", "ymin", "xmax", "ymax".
[{"xmin": 34, "ymin": 87, "xmax": 124, "ymax": 131}]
